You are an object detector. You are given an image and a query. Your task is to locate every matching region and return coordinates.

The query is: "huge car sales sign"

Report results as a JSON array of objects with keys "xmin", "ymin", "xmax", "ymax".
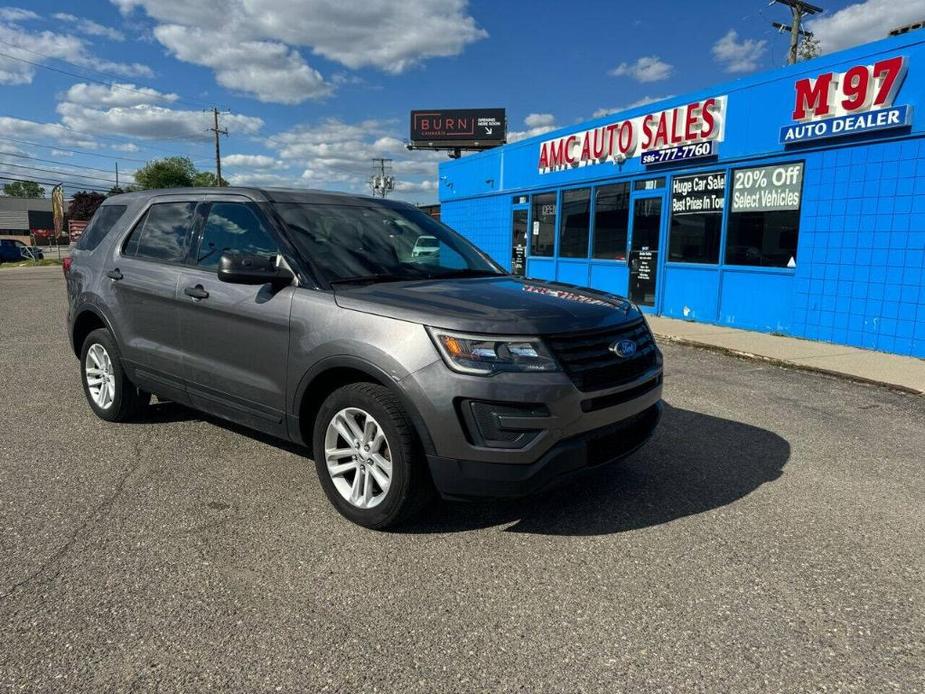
[
  {"xmin": 780, "ymin": 55, "xmax": 912, "ymax": 144},
  {"xmin": 537, "ymin": 96, "xmax": 727, "ymax": 174}
]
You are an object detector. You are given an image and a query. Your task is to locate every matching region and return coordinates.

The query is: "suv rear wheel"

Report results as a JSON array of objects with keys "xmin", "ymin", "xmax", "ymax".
[
  {"xmin": 80, "ymin": 328, "xmax": 149, "ymax": 422},
  {"xmin": 313, "ymin": 383, "xmax": 430, "ymax": 529}
]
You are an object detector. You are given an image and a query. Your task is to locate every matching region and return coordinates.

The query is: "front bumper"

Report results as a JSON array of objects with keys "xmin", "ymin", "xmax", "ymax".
[{"xmin": 426, "ymin": 401, "xmax": 662, "ymax": 500}]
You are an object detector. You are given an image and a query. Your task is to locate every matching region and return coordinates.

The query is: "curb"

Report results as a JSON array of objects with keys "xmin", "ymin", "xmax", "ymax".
[{"xmin": 652, "ymin": 332, "xmax": 924, "ymax": 396}]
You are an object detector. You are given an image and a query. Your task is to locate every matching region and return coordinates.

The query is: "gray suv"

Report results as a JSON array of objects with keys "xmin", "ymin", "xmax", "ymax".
[{"xmin": 65, "ymin": 188, "xmax": 662, "ymax": 528}]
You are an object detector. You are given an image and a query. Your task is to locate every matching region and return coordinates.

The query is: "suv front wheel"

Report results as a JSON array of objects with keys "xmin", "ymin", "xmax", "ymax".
[{"xmin": 312, "ymin": 383, "xmax": 431, "ymax": 529}]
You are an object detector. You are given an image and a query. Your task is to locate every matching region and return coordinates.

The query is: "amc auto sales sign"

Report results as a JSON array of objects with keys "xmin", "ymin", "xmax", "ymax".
[{"xmin": 537, "ymin": 96, "xmax": 727, "ymax": 174}]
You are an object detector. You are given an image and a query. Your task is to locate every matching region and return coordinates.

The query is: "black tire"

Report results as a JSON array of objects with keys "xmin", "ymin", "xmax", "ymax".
[
  {"xmin": 312, "ymin": 383, "xmax": 432, "ymax": 529},
  {"xmin": 79, "ymin": 328, "xmax": 149, "ymax": 422}
]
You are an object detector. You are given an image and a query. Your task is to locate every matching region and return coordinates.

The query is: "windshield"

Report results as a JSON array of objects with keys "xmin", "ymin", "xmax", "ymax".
[{"xmin": 274, "ymin": 202, "xmax": 504, "ymax": 284}]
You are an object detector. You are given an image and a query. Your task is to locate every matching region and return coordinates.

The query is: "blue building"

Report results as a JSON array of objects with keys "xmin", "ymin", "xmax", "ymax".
[{"xmin": 438, "ymin": 32, "xmax": 925, "ymax": 358}]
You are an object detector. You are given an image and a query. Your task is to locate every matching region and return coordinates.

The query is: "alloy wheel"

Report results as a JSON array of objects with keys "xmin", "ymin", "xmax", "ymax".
[
  {"xmin": 324, "ymin": 407, "xmax": 393, "ymax": 509},
  {"xmin": 85, "ymin": 343, "xmax": 116, "ymax": 410}
]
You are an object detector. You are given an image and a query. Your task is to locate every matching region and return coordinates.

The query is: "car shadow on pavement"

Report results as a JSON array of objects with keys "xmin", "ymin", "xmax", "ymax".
[{"xmin": 398, "ymin": 402, "xmax": 790, "ymax": 536}]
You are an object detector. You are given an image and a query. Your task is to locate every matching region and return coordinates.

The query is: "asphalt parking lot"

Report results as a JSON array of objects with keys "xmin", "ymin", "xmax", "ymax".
[{"xmin": 1, "ymin": 267, "xmax": 923, "ymax": 692}]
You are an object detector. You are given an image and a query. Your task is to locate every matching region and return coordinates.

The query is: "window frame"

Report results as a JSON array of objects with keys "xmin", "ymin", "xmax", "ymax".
[
  {"xmin": 666, "ymin": 170, "xmax": 727, "ymax": 266},
  {"xmin": 590, "ymin": 181, "xmax": 631, "ymax": 263},
  {"xmin": 188, "ymin": 200, "xmax": 281, "ymax": 273},
  {"xmin": 557, "ymin": 186, "xmax": 592, "ymax": 259},
  {"xmin": 528, "ymin": 191, "xmax": 558, "ymax": 258},
  {"xmin": 723, "ymin": 160, "xmax": 805, "ymax": 270},
  {"xmin": 119, "ymin": 199, "xmax": 199, "ymax": 266}
]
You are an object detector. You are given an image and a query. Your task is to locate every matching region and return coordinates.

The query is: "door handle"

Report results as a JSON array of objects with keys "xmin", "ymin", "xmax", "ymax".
[
  {"xmin": 106, "ymin": 268, "xmax": 123, "ymax": 281},
  {"xmin": 183, "ymin": 285, "xmax": 209, "ymax": 300}
]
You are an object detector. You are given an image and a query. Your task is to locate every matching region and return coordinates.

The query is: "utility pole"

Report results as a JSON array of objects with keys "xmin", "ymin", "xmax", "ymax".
[
  {"xmin": 114, "ymin": 162, "xmax": 119, "ymax": 189},
  {"xmin": 208, "ymin": 107, "xmax": 229, "ymax": 186},
  {"xmin": 369, "ymin": 158, "xmax": 394, "ymax": 198},
  {"xmin": 771, "ymin": 0, "xmax": 823, "ymax": 65}
]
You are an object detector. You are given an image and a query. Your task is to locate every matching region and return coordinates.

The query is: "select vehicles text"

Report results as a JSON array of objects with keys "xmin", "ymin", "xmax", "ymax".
[{"xmin": 731, "ymin": 163, "xmax": 804, "ymax": 213}]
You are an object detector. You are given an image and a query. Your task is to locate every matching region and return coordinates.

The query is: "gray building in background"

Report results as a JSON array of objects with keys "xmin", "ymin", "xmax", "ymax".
[{"xmin": 0, "ymin": 197, "xmax": 55, "ymax": 243}]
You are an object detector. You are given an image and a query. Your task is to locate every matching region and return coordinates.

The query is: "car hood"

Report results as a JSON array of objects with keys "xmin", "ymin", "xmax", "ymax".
[{"xmin": 332, "ymin": 276, "xmax": 641, "ymax": 334}]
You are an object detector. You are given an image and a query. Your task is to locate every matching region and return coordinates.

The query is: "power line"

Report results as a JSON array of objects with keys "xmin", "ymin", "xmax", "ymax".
[
  {"xmin": 0, "ymin": 167, "xmax": 116, "ymax": 190},
  {"xmin": 26, "ymin": 119, "xmax": 211, "ymax": 157},
  {"xmin": 0, "ymin": 135, "xmax": 150, "ymax": 162},
  {"xmin": 0, "ymin": 160, "xmax": 118, "ymax": 184},
  {"xmin": 0, "ymin": 46, "xmax": 212, "ymax": 110},
  {"xmin": 0, "ymin": 175, "xmax": 109, "ymax": 194},
  {"xmin": 0, "ymin": 150, "xmax": 115, "ymax": 174}
]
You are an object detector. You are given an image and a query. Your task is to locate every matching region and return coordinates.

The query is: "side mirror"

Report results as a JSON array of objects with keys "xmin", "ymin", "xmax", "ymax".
[{"xmin": 217, "ymin": 252, "xmax": 293, "ymax": 287}]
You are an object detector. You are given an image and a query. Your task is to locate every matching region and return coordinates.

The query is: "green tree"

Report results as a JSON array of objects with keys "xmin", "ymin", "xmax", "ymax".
[
  {"xmin": 3, "ymin": 180, "xmax": 46, "ymax": 198},
  {"xmin": 132, "ymin": 156, "xmax": 197, "ymax": 189},
  {"xmin": 107, "ymin": 185, "xmax": 125, "ymax": 197},
  {"xmin": 68, "ymin": 191, "xmax": 106, "ymax": 221},
  {"xmin": 192, "ymin": 171, "xmax": 228, "ymax": 187}
]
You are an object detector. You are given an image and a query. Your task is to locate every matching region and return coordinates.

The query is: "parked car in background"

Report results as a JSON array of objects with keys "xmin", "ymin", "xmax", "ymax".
[
  {"xmin": 64, "ymin": 188, "xmax": 662, "ymax": 529},
  {"xmin": 411, "ymin": 234, "xmax": 440, "ymax": 258},
  {"xmin": 0, "ymin": 239, "xmax": 43, "ymax": 263}
]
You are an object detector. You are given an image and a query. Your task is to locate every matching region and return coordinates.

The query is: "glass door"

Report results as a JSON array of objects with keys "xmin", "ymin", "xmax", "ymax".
[
  {"xmin": 511, "ymin": 209, "xmax": 527, "ymax": 277},
  {"xmin": 628, "ymin": 197, "xmax": 663, "ymax": 307}
]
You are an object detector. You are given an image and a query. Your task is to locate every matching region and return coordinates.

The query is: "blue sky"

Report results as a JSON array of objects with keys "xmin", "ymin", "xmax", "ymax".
[{"xmin": 1, "ymin": 0, "xmax": 923, "ymax": 202}]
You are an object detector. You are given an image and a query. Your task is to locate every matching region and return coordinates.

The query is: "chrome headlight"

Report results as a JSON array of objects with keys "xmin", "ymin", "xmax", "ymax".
[{"xmin": 426, "ymin": 328, "xmax": 559, "ymax": 375}]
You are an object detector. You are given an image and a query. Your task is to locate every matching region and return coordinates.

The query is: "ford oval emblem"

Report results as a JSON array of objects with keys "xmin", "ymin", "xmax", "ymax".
[{"xmin": 611, "ymin": 339, "xmax": 637, "ymax": 358}]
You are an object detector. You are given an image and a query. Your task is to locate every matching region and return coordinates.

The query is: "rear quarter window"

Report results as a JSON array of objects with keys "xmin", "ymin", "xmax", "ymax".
[{"xmin": 74, "ymin": 205, "xmax": 128, "ymax": 251}]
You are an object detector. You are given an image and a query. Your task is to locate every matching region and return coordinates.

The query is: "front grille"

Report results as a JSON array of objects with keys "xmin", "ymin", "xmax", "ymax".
[{"xmin": 546, "ymin": 318, "xmax": 658, "ymax": 392}]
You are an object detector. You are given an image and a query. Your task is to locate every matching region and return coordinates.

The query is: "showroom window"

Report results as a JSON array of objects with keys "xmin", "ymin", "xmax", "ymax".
[
  {"xmin": 726, "ymin": 162, "xmax": 803, "ymax": 268},
  {"xmin": 530, "ymin": 192, "xmax": 556, "ymax": 257},
  {"xmin": 668, "ymin": 171, "xmax": 726, "ymax": 264},
  {"xmin": 592, "ymin": 183, "xmax": 630, "ymax": 261},
  {"xmin": 558, "ymin": 188, "xmax": 591, "ymax": 258}
]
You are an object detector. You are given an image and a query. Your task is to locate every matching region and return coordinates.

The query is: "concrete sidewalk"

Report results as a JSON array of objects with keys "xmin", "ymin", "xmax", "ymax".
[{"xmin": 647, "ymin": 316, "xmax": 925, "ymax": 395}]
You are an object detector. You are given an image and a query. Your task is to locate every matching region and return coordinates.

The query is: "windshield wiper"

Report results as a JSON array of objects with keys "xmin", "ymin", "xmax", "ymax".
[
  {"xmin": 328, "ymin": 273, "xmax": 414, "ymax": 286},
  {"xmin": 427, "ymin": 269, "xmax": 506, "ymax": 279}
]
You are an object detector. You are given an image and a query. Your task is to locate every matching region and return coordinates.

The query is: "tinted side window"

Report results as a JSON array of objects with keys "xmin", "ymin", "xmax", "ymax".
[
  {"xmin": 124, "ymin": 202, "xmax": 195, "ymax": 262},
  {"xmin": 196, "ymin": 202, "xmax": 278, "ymax": 269},
  {"xmin": 75, "ymin": 205, "xmax": 128, "ymax": 251}
]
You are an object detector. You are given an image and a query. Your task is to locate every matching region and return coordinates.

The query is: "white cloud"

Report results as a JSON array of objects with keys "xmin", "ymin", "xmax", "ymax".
[
  {"xmin": 52, "ymin": 13, "xmax": 126, "ymax": 41},
  {"xmin": 259, "ymin": 118, "xmax": 440, "ymax": 201},
  {"xmin": 806, "ymin": 0, "xmax": 925, "ymax": 53},
  {"xmin": 223, "ymin": 154, "xmax": 277, "ymax": 168},
  {"xmin": 52, "ymin": 83, "xmax": 263, "ymax": 141},
  {"xmin": 0, "ymin": 20, "xmax": 151, "ymax": 85},
  {"xmin": 63, "ymin": 82, "xmax": 178, "ymax": 107},
  {"xmin": 110, "ymin": 143, "xmax": 140, "ymax": 152},
  {"xmin": 226, "ymin": 171, "xmax": 301, "ymax": 188},
  {"xmin": 0, "ymin": 116, "xmax": 93, "ymax": 145},
  {"xmin": 153, "ymin": 24, "xmax": 330, "ymax": 103},
  {"xmin": 524, "ymin": 113, "xmax": 555, "ymax": 128},
  {"xmin": 50, "ymin": 149, "xmax": 75, "ymax": 157},
  {"xmin": 0, "ymin": 7, "xmax": 38, "ymax": 22},
  {"xmin": 508, "ymin": 114, "xmax": 559, "ymax": 143},
  {"xmin": 111, "ymin": 0, "xmax": 487, "ymax": 102},
  {"xmin": 57, "ymin": 102, "xmax": 264, "ymax": 141},
  {"xmin": 609, "ymin": 56, "xmax": 673, "ymax": 82},
  {"xmin": 712, "ymin": 30, "xmax": 767, "ymax": 74},
  {"xmin": 592, "ymin": 96, "xmax": 673, "ymax": 119}
]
